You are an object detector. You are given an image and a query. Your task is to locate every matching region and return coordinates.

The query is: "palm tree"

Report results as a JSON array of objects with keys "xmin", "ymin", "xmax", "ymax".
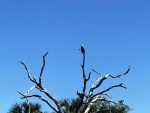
[
  {"xmin": 90, "ymin": 100, "xmax": 130, "ymax": 113},
  {"xmin": 53, "ymin": 98, "xmax": 130, "ymax": 113},
  {"xmin": 8, "ymin": 101, "xmax": 47, "ymax": 113},
  {"xmin": 59, "ymin": 98, "xmax": 81, "ymax": 113}
]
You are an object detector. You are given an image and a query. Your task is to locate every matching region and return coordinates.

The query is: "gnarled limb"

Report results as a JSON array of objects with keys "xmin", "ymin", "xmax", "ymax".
[
  {"xmin": 18, "ymin": 51, "xmax": 63, "ymax": 113},
  {"xmin": 89, "ymin": 66, "xmax": 130, "ymax": 95}
]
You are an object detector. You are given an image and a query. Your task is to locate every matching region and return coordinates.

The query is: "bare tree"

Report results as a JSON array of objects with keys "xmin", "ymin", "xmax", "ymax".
[{"xmin": 18, "ymin": 45, "xmax": 130, "ymax": 113}]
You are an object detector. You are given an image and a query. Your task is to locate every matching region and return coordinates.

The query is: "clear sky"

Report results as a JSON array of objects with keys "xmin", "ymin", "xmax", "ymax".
[{"xmin": 0, "ymin": 0, "xmax": 150, "ymax": 113}]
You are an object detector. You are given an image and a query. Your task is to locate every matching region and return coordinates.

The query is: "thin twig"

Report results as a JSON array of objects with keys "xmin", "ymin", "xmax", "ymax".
[{"xmin": 39, "ymin": 50, "xmax": 49, "ymax": 84}]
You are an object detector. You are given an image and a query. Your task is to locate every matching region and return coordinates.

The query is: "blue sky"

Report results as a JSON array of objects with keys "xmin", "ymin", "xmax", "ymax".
[{"xmin": 0, "ymin": 0, "xmax": 150, "ymax": 113}]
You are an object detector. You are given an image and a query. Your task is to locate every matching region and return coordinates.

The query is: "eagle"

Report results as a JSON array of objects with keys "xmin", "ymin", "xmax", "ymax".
[{"xmin": 80, "ymin": 44, "xmax": 85, "ymax": 54}]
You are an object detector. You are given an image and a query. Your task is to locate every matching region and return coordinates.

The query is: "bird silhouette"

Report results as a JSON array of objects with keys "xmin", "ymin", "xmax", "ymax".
[{"xmin": 80, "ymin": 45, "xmax": 85, "ymax": 54}]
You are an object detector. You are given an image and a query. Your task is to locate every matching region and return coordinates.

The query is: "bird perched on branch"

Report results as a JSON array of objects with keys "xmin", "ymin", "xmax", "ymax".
[{"xmin": 80, "ymin": 44, "xmax": 85, "ymax": 54}]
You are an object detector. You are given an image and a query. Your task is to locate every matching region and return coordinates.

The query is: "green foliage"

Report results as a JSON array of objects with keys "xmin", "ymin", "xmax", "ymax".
[
  {"xmin": 93, "ymin": 100, "xmax": 130, "ymax": 113},
  {"xmin": 53, "ymin": 98, "xmax": 130, "ymax": 113},
  {"xmin": 8, "ymin": 101, "xmax": 47, "ymax": 113},
  {"xmin": 59, "ymin": 98, "xmax": 81, "ymax": 113}
]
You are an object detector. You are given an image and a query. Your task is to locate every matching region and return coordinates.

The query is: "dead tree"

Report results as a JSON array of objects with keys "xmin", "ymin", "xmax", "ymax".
[{"xmin": 18, "ymin": 45, "xmax": 130, "ymax": 113}]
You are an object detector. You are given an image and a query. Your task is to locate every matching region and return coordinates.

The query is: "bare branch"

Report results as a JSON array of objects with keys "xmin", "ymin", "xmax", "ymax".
[
  {"xmin": 41, "ymin": 89, "xmax": 62, "ymax": 113},
  {"xmin": 39, "ymin": 50, "xmax": 49, "ymax": 84},
  {"xmin": 18, "ymin": 91, "xmax": 58, "ymax": 113},
  {"xmin": 18, "ymin": 84, "xmax": 62, "ymax": 113},
  {"xmin": 26, "ymin": 85, "xmax": 36, "ymax": 95},
  {"xmin": 89, "ymin": 75, "xmax": 103, "ymax": 95},
  {"xmin": 91, "ymin": 69, "xmax": 102, "ymax": 76},
  {"xmin": 92, "ymin": 83, "xmax": 126, "ymax": 98},
  {"xmin": 86, "ymin": 72, "xmax": 91, "ymax": 81},
  {"xmin": 18, "ymin": 88, "xmax": 33, "ymax": 113},
  {"xmin": 89, "ymin": 66, "xmax": 130, "ymax": 95},
  {"xmin": 101, "ymin": 94, "xmax": 112, "ymax": 98},
  {"xmin": 105, "ymin": 66, "xmax": 130, "ymax": 78},
  {"xmin": 93, "ymin": 96, "xmax": 117, "ymax": 104},
  {"xmin": 20, "ymin": 61, "xmax": 36, "ymax": 84},
  {"xmin": 19, "ymin": 51, "xmax": 63, "ymax": 113},
  {"xmin": 33, "ymin": 76, "xmax": 36, "ymax": 82}
]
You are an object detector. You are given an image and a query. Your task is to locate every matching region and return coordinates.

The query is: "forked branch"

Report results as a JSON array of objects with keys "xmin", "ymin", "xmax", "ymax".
[
  {"xmin": 77, "ymin": 45, "xmax": 130, "ymax": 113},
  {"xmin": 18, "ymin": 51, "xmax": 63, "ymax": 113},
  {"xmin": 89, "ymin": 66, "xmax": 130, "ymax": 95}
]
